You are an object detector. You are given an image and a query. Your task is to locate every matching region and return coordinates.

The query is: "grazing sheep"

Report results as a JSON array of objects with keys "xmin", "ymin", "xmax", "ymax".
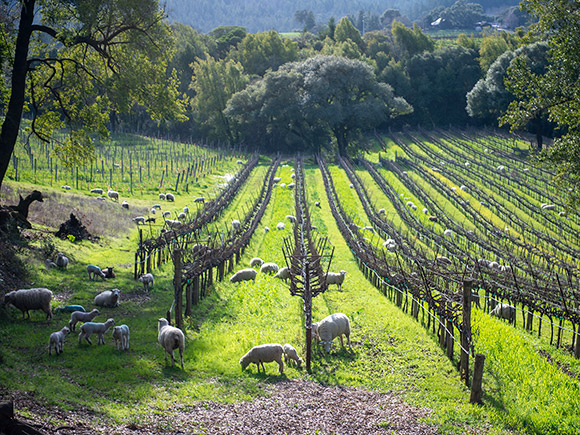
[
  {"xmin": 153, "ymin": 204, "xmax": 162, "ymax": 209},
  {"xmin": 422, "ymin": 208, "xmax": 428, "ymax": 214},
  {"xmin": 146, "ymin": 217, "xmax": 156, "ymax": 223},
  {"xmin": 102, "ymin": 267, "xmax": 115, "ymax": 279},
  {"xmin": 497, "ymin": 165, "xmax": 506, "ymax": 172},
  {"xmin": 311, "ymin": 322, "xmax": 320, "ymax": 341},
  {"xmin": 250, "ymin": 257, "xmax": 264, "ymax": 268},
  {"xmin": 121, "ymin": 200, "xmax": 129, "ymax": 209},
  {"xmin": 363, "ymin": 226, "xmax": 375, "ymax": 232},
  {"xmin": 406, "ymin": 201, "xmax": 414, "ymax": 208},
  {"xmin": 178, "ymin": 212, "xmax": 187, "ymax": 220},
  {"xmin": 378, "ymin": 208, "xmax": 385, "ymax": 215},
  {"xmin": 232, "ymin": 219, "xmax": 241, "ymax": 230},
  {"xmin": 183, "ymin": 206, "xmax": 189, "ymax": 214},
  {"xmin": 276, "ymin": 222, "xmax": 285, "ymax": 230},
  {"xmin": 139, "ymin": 273, "xmax": 154, "ymax": 291},
  {"xmin": 287, "ymin": 182, "xmax": 295, "ymax": 189},
  {"xmin": 273, "ymin": 177, "xmax": 282, "ymax": 183},
  {"xmin": 260, "ymin": 262, "xmax": 279, "ymax": 275},
  {"xmin": 107, "ymin": 189, "xmax": 119, "ymax": 201},
  {"xmin": 112, "ymin": 324, "xmax": 130, "ymax": 351},
  {"xmin": 90, "ymin": 188, "xmax": 104, "ymax": 195},
  {"xmin": 274, "ymin": 267, "xmax": 290, "ymax": 282},
  {"xmin": 230, "ymin": 268, "xmax": 258, "ymax": 283},
  {"xmin": 45, "ymin": 258, "xmax": 57, "ymax": 269},
  {"xmin": 315, "ymin": 201, "xmax": 321, "ymax": 208},
  {"xmin": 165, "ymin": 193, "xmax": 175, "ymax": 201},
  {"xmin": 464, "ymin": 162, "xmax": 470, "ymax": 167},
  {"xmin": 55, "ymin": 253, "xmax": 69, "ymax": 269},
  {"xmin": 383, "ymin": 239, "xmax": 397, "ymax": 251},
  {"xmin": 159, "ymin": 193, "xmax": 166, "ymax": 200},
  {"xmin": 477, "ymin": 258, "xmax": 490, "ymax": 268},
  {"xmin": 316, "ymin": 313, "xmax": 351, "ymax": 353},
  {"xmin": 488, "ymin": 261, "xmax": 500, "ymax": 270},
  {"xmin": 162, "ymin": 211, "xmax": 171, "ymax": 218},
  {"xmin": 290, "ymin": 173, "xmax": 295, "ymax": 179},
  {"xmin": 283, "ymin": 343, "xmax": 302, "ymax": 368},
  {"xmin": 165, "ymin": 219, "xmax": 183, "ymax": 229},
  {"xmin": 264, "ymin": 226, "xmax": 270, "ymax": 233},
  {"xmin": 443, "ymin": 229, "xmax": 453, "ymax": 237},
  {"xmin": 133, "ymin": 216, "xmax": 146, "ymax": 225},
  {"xmin": 559, "ymin": 211, "xmax": 567, "ymax": 217},
  {"xmin": 436, "ymin": 256, "xmax": 452, "ymax": 266},
  {"xmin": 280, "ymin": 183, "xmax": 286, "ymax": 187},
  {"xmin": 94, "ymin": 289, "xmax": 121, "ymax": 308},
  {"xmin": 61, "ymin": 185, "xmax": 71, "ymax": 190},
  {"xmin": 325, "ymin": 270, "xmax": 347, "ymax": 290},
  {"xmin": 460, "ymin": 185, "xmax": 467, "ymax": 191},
  {"xmin": 150, "ymin": 208, "xmax": 156, "ymax": 215},
  {"xmin": 78, "ymin": 318, "xmax": 115, "ymax": 345},
  {"xmin": 349, "ymin": 184, "xmax": 354, "ymax": 189},
  {"xmin": 490, "ymin": 303, "xmax": 516, "ymax": 323},
  {"xmin": 541, "ymin": 203, "xmax": 556, "ymax": 211},
  {"xmin": 4, "ymin": 288, "xmax": 53, "ymax": 320},
  {"xmin": 69, "ymin": 308, "xmax": 100, "ymax": 331},
  {"xmin": 54, "ymin": 305, "xmax": 85, "ymax": 314},
  {"xmin": 48, "ymin": 326, "xmax": 70, "ymax": 355},
  {"xmin": 87, "ymin": 264, "xmax": 106, "ymax": 281},
  {"xmin": 157, "ymin": 318, "xmax": 185, "ymax": 369},
  {"xmin": 237, "ymin": 160, "xmax": 244, "ymax": 165},
  {"xmin": 194, "ymin": 196, "xmax": 205, "ymax": 204},
  {"xmin": 286, "ymin": 215, "xmax": 296, "ymax": 223},
  {"xmin": 240, "ymin": 343, "xmax": 284, "ymax": 374}
]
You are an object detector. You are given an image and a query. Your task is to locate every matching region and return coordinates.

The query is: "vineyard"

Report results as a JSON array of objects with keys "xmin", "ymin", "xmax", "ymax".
[{"xmin": 1, "ymin": 128, "xmax": 580, "ymax": 434}]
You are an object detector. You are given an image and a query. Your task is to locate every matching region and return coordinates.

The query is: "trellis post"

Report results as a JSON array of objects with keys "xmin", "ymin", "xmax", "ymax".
[
  {"xmin": 461, "ymin": 279, "xmax": 473, "ymax": 386},
  {"xmin": 173, "ymin": 249, "xmax": 183, "ymax": 330}
]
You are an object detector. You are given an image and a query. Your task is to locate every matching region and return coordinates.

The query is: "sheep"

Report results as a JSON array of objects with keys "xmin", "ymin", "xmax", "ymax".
[
  {"xmin": 69, "ymin": 308, "xmax": 101, "ymax": 332},
  {"xmin": 157, "ymin": 318, "xmax": 185, "ymax": 369},
  {"xmin": 490, "ymin": 303, "xmax": 516, "ymax": 323},
  {"xmin": 121, "ymin": 200, "xmax": 129, "ymax": 209},
  {"xmin": 286, "ymin": 215, "xmax": 296, "ymax": 223},
  {"xmin": 378, "ymin": 208, "xmax": 385, "ymax": 215},
  {"xmin": 165, "ymin": 193, "xmax": 175, "ymax": 201},
  {"xmin": 78, "ymin": 318, "xmax": 115, "ymax": 345},
  {"xmin": 383, "ymin": 239, "xmax": 397, "ymax": 251},
  {"xmin": 232, "ymin": 219, "xmax": 241, "ymax": 230},
  {"xmin": 488, "ymin": 261, "xmax": 500, "ymax": 270},
  {"xmin": 497, "ymin": 165, "xmax": 506, "ymax": 172},
  {"xmin": 162, "ymin": 211, "xmax": 171, "ymax": 218},
  {"xmin": 451, "ymin": 187, "xmax": 457, "ymax": 192},
  {"xmin": 101, "ymin": 267, "xmax": 115, "ymax": 279},
  {"xmin": 325, "ymin": 270, "xmax": 346, "ymax": 290},
  {"xmin": 274, "ymin": 267, "xmax": 290, "ymax": 282},
  {"xmin": 87, "ymin": 264, "xmax": 106, "ymax": 281},
  {"xmin": 290, "ymin": 173, "xmax": 295, "ymax": 179},
  {"xmin": 94, "ymin": 289, "xmax": 121, "ymax": 308},
  {"xmin": 183, "ymin": 206, "xmax": 189, "ymax": 214},
  {"xmin": 194, "ymin": 196, "xmax": 205, "ymax": 204},
  {"xmin": 276, "ymin": 222, "xmax": 285, "ymax": 230},
  {"xmin": 165, "ymin": 219, "xmax": 183, "ymax": 229},
  {"xmin": 153, "ymin": 204, "xmax": 162, "ymax": 210},
  {"xmin": 316, "ymin": 313, "xmax": 351, "ymax": 353},
  {"xmin": 133, "ymin": 216, "xmax": 146, "ymax": 225},
  {"xmin": 250, "ymin": 257, "xmax": 264, "ymax": 268},
  {"xmin": 349, "ymin": 184, "xmax": 354, "ymax": 189},
  {"xmin": 315, "ymin": 201, "xmax": 321, "ymax": 208},
  {"xmin": 428, "ymin": 214, "xmax": 438, "ymax": 222},
  {"xmin": 436, "ymin": 256, "xmax": 452, "ymax": 266},
  {"xmin": 283, "ymin": 343, "xmax": 303, "ymax": 368},
  {"xmin": 4, "ymin": 288, "xmax": 53, "ymax": 320},
  {"xmin": 48, "ymin": 326, "xmax": 70, "ymax": 355},
  {"xmin": 460, "ymin": 185, "xmax": 467, "ymax": 191},
  {"xmin": 237, "ymin": 160, "xmax": 244, "ymax": 165},
  {"xmin": 443, "ymin": 229, "xmax": 453, "ymax": 237},
  {"xmin": 541, "ymin": 204, "xmax": 556, "ymax": 211},
  {"xmin": 230, "ymin": 268, "xmax": 257, "ymax": 283},
  {"xmin": 45, "ymin": 258, "xmax": 57, "ymax": 269},
  {"xmin": 523, "ymin": 168, "xmax": 529, "ymax": 172},
  {"xmin": 146, "ymin": 217, "xmax": 156, "ymax": 223},
  {"xmin": 139, "ymin": 273, "xmax": 154, "ymax": 291},
  {"xmin": 107, "ymin": 189, "xmax": 119, "ymax": 201},
  {"xmin": 61, "ymin": 185, "xmax": 72, "ymax": 190},
  {"xmin": 464, "ymin": 162, "xmax": 470, "ymax": 167},
  {"xmin": 260, "ymin": 262, "xmax": 279, "ymax": 275},
  {"xmin": 159, "ymin": 193, "xmax": 166, "ymax": 200},
  {"xmin": 273, "ymin": 177, "xmax": 282, "ymax": 183},
  {"xmin": 422, "ymin": 208, "xmax": 428, "ymax": 214},
  {"xmin": 112, "ymin": 324, "xmax": 130, "ymax": 351},
  {"xmin": 54, "ymin": 304, "xmax": 85, "ymax": 314},
  {"xmin": 239, "ymin": 343, "xmax": 284, "ymax": 374},
  {"xmin": 280, "ymin": 183, "xmax": 286, "ymax": 187},
  {"xmin": 406, "ymin": 201, "xmax": 414, "ymax": 208},
  {"xmin": 55, "ymin": 253, "xmax": 69, "ymax": 269},
  {"xmin": 287, "ymin": 182, "xmax": 295, "ymax": 189},
  {"xmin": 150, "ymin": 208, "xmax": 156, "ymax": 215},
  {"xmin": 178, "ymin": 212, "xmax": 187, "ymax": 220},
  {"xmin": 362, "ymin": 226, "xmax": 375, "ymax": 232},
  {"xmin": 90, "ymin": 188, "xmax": 104, "ymax": 194},
  {"xmin": 559, "ymin": 211, "xmax": 567, "ymax": 217},
  {"xmin": 264, "ymin": 226, "xmax": 270, "ymax": 233}
]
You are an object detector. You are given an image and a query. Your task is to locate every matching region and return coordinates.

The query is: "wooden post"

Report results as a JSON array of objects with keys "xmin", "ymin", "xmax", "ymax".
[
  {"xmin": 575, "ymin": 324, "xmax": 580, "ymax": 359},
  {"xmin": 446, "ymin": 302, "xmax": 454, "ymax": 360},
  {"xmin": 470, "ymin": 353, "xmax": 485, "ymax": 404},
  {"xmin": 461, "ymin": 279, "xmax": 473, "ymax": 386},
  {"xmin": 185, "ymin": 283, "xmax": 192, "ymax": 317},
  {"xmin": 193, "ymin": 275, "xmax": 200, "ymax": 306},
  {"xmin": 174, "ymin": 249, "xmax": 183, "ymax": 330},
  {"xmin": 305, "ymin": 262, "xmax": 312, "ymax": 372},
  {"xmin": 166, "ymin": 310, "xmax": 171, "ymax": 325}
]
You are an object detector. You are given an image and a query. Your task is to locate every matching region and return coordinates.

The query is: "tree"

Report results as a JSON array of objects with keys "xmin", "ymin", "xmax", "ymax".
[
  {"xmin": 478, "ymin": 30, "xmax": 520, "ymax": 73},
  {"xmin": 391, "ymin": 21, "xmax": 435, "ymax": 60},
  {"xmin": 0, "ymin": 0, "xmax": 187, "ymax": 189},
  {"xmin": 208, "ymin": 26, "xmax": 247, "ymax": 59},
  {"xmin": 334, "ymin": 17, "xmax": 365, "ymax": 51},
  {"xmin": 294, "ymin": 10, "xmax": 316, "ymax": 32},
  {"xmin": 500, "ymin": 0, "xmax": 580, "ymax": 206}
]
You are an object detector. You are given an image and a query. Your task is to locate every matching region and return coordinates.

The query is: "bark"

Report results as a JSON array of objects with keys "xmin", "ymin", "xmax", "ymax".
[{"xmin": 0, "ymin": 0, "xmax": 35, "ymax": 190}]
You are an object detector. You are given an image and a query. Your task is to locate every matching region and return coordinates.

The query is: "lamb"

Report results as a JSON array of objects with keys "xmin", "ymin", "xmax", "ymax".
[
  {"xmin": 250, "ymin": 257, "xmax": 264, "ymax": 267},
  {"xmin": 165, "ymin": 193, "xmax": 175, "ymax": 201},
  {"xmin": 230, "ymin": 268, "xmax": 257, "ymax": 283},
  {"xmin": 121, "ymin": 200, "xmax": 129, "ymax": 209},
  {"xmin": 325, "ymin": 270, "xmax": 346, "ymax": 290},
  {"xmin": 3, "ymin": 288, "xmax": 53, "ymax": 320},
  {"xmin": 276, "ymin": 222, "xmax": 285, "ymax": 230},
  {"xmin": 157, "ymin": 318, "xmax": 185, "ymax": 369},
  {"xmin": 101, "ymin": 267, "xmax": 115, "ymax": 279},
  {"xmin": 150, "ymin": 208, "xmax": 156, "ymax": 215},
  {"xmin": 132, "ymin": 216, "xmax": 146, "ymax": 225},
  {"xmin": 264, "ymin": 226, "xmax": 270, "ymax": 233},
  {"xmin": 45, "ymin": 258, "xmax": 57, "ymax": 269},
  {"xmin": 94, "ymin": 289, "xmax": 121, "ymax": 308},
  {"xmin": 490, "ymin": 303, "xmax": 516, "ymax": 323},
  {"xmin": 162, "ymin": 211, "xmax": 171, "ymax": 218},
  {"xmin": 316, "ymin": 313, "xmax": 351, "ymax": 353},
  {"xmin": 260, "ymin": 262, "xmax": 279, "ymax": 275},
  {"xmin": 239, "ymin": 343, "xmax": 284, "ymax": 374},
  {"xmin": 183, "ymin": 206, "xmax": 189, "ymax": 214},
  {"xmin": 78, "ymin": 318, "xmax": 115, "ymax": 345},
  {"xmin": 194, "ymin": 196, "xmax": 205, "ymax": 203},
  {"xmin": 139, "ymin": 273, "xmax": 154, "ymax": 291},
  {"xmin": 112, "ymin": 324, "xmax": 130, "ymax": 351},
  {"xmin": 107, "ymin": 189, "xmax": 119, "ymax": 201},
  {"xmin": 159, "ymin": 193, "xmax": 166, "ymax": 200},
  {"xmin": 274, "ymin": 266, "xmax": 290, "ymax": 282},
  {"xmin": 55, "ymin": 253, "xmax": 69, "ymax": 269},
  {"xmin": 54, "ymin": 304, "xmax": 85, "ymax": 314},
  {"xmin": 349, "ymin": 184, "xmax": 354, "ymax": 189},
  {"xmin": 87, "ymin": 264, "xmax": 106, "ymax": 281},
  {"xmin": 90, "ymin": 188, "xmax": 104, "ymax": 195},
  {"xmin": 48, "ymin": 326, "xmax": 70, "ymax": 355},
  {"xmin": 232, "ymin": 219, "xmax": 241, "ymax": 230},
  {"xmin": 315, "ymin": 201, "xmax": 321, "ymax": 208},
  {"xmin": 69, "ymin": 308, "xmax": 100, "ymax": 331},
  {"xmin": 283, "ymin": 343, "xmax": 303, "ymax": 368},
  {"xmin": 286, "ymin": 215, "xmax": 296, "ymax": 223}
]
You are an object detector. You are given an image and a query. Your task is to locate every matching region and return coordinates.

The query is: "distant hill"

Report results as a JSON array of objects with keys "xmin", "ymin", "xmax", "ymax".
[{"xmin": 164, "ymin": 0, "xmax": 520, "ymax": 33}]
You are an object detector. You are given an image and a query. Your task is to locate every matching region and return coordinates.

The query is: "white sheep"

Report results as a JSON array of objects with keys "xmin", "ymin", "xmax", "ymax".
[
  {"xmin": 165, "ymin": 219, "xmax": 183, "ymax": 229},
  {"xmin": 316, "ymin": 313, "xmax": 351, "ymax": 353},
  {"xmin": 559, "ymin": 211, "xmax": 567, "ymax": 217},
  {"xmin": 55, "ymin": 253, "xmax": 69, "ymax": 269},
  {"xmin": 406, "ymin": 200, "xmax": 414, "ymax": 208},
  {"xmin": 541, "ymin": 204, "xmax": 556, "ymax": 211},
  {"xmin": 94, "ymin": 289, "xmax": 121, "ymax": 308},
  {"xmin": 274, "ymin": 266, "xmax": 290, "ymax": 282},
  {"xmin": 61, "ymin": 185, "xmax": 71, "ymax": 190},
  {"xmin": 78, "ymin": 318, "xmax": 115, "ymax": 345},
  {"xmin": 349, "ymin": 184, "xmax": 354, "ymax": 189},
  {"xmin": 488, "ymin": 261, "xmax": 500, "ymax": 270},
  {"xmin": 178, "ymin": 212, "xmax": 187, "ymax": 220},
  {"xmin": 283, "ymin": 343, "xmax": 303, "ymax": 368},
  {"xmin": 159, "ymin": 193, "xmax": 166, "ymax": 200},
  {"xmin": 490, "ymin": 303, "xmax": 516, "ymax": 323},
  {"xmin": 378, "ymin": 208, "xmax": 385, "ymax": 215},
  {"xmin": 150, "ymin": 208, "xmax": 156, "ymax": 215},
  {"xmin": 162, "ymin": 211, "xmax": 171, "ymax": 218},
  {"xmin": 133, "ymin": 216, "xmax": 146, "ymax": 225},
  {"xmin": 107, "ymin": 189, "xmax": 119, "ymax": 201},
  {"xmin": 90, "ymin": 188, "xmax": 104, "ymax": 194},
  {"xmin": 121, "ymin": 200, "xmax": 129, "ymax": 209},
  {"xmin": 87, "ymin": 264, "xmax": 106, "ymax": 281},
  {"xmin": 157, "ymin": 318, "xmax": 185, "ymax": 369},
  {"xmin": 194, "ymin": 196, "xmax": 205, "ymax": 203},
  {"xmin": 280, "ymin": 183, "xmax": 286, "ymax": 187},
  {"xmin": 69, "ymin": 308, "xmax": 100, "ymax": 331},
  {"xmin": 237, "ymin": 160, "xmax": 244, "ymax": 164},
  {"xmin": 315, "ymin": 201, "xmax": 321, "ymax": 208},
  {"xmin": 287, "ymin": 182, "xmax": 295, "ymax": 189},
  {"xmin": 264, "ymin": 226, "xmax": 270, "ymax": 233},
  {"xmin": 497, "ymin": 165, "xmax": 506, "ymax": 172},
  {"xmin": 443, "ymin": 229, "xmax": 453, "ymax": 237},
  {"xmin": 273, "ymin": 177, "xmax": 282, "ymax": 183},
  {"xmin": 4, "ymin": 288, "xmax": 53, "ymax": 320},
  {"xmin": 250, "ymin": 257, "xmax": 264, "ymax": 267},
  {"xmin": 153, "ymin": 204, "xmax": 162, "ymax": 209},
  {"xmin": 112, "ymin": 324, "xmax": 130, "ymax": 351},
  {"xmin": 232, "ymin": 219, "xmax": 241, "ymax": 230},
  {"xmin": 460, "ymin": 185, "xmax": 467, "ymax": 191},
  {"xmin": 240, "ymin": 343, "xmax": 284, "ymax": 374},
  {"xmin": 436, "ymin": 256, "xmax": 452, "ymax": 266},
  {"xmin": 464, "ymin": 162, "xmax": 470, "ymax": 167},
  {"xmin": 325, "ymin": 270, "xmax": 346, "ymax": 290},
  {"xmin": 45, "ymin": 258, "xmax": 57, "ymax": 269},
  {"xmin": 276, "ymin": 222, "xmax": 285, "ymax": 230},
  {"xmin": 286, "ymin": 215, "xmax": 296, "ymax": 223},
  {"xmin": 48, "ymin": 326, "xmax": 70, "ymax": 355},
  {"xmin": 230, "ymin": 268, "xmax": 257, "ymax": 283},
  {"xmin": 383, "ymin": 239, "xmax": 397, "ymax": 251},
  {"xmin": 260, "ymin": 262, "xmax": 279, "ymax": 275},
  {"xmin": 183, "ymin": 206, "xmax": 189, "ymax": 214},
  {"xmin": 422, "ymin": 208, "xmax": 428, "ymax": 214},
  {"xmin": 139, "ymin": 273, "xmax": 154, "ymax": 291},
  {"xmin": 290, "ymin": 173, "xmax": 295, "ymax": 179},
  {"xmin": 165, "ymin": 192, "xmax": 175, "ymax": 201}
]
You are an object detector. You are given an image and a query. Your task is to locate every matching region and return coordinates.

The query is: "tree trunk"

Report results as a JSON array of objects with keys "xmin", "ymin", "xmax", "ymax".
[{"xmin": 0, "ymin": 0, "xmax": 35, "ymax": 190}]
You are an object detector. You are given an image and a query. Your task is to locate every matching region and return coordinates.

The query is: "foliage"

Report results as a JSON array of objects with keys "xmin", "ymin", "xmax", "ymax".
[
  {"xmin": 478, "ymin": 30, "xmax": 521, "ymax": 73},
  {"xmin": 422, "ymin": 0, "xmax": 488, "ymax": 30},
  {"xmin": 334, "ymin": 17, "xmax": 365, "ymax": 51},
  {"xmin": 391, "ymin": 21, "xmax": 435, "ymax": 60},
  {"xmin": 208, "ymin": 26, "xmax": 248, "ymax": 59}
]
